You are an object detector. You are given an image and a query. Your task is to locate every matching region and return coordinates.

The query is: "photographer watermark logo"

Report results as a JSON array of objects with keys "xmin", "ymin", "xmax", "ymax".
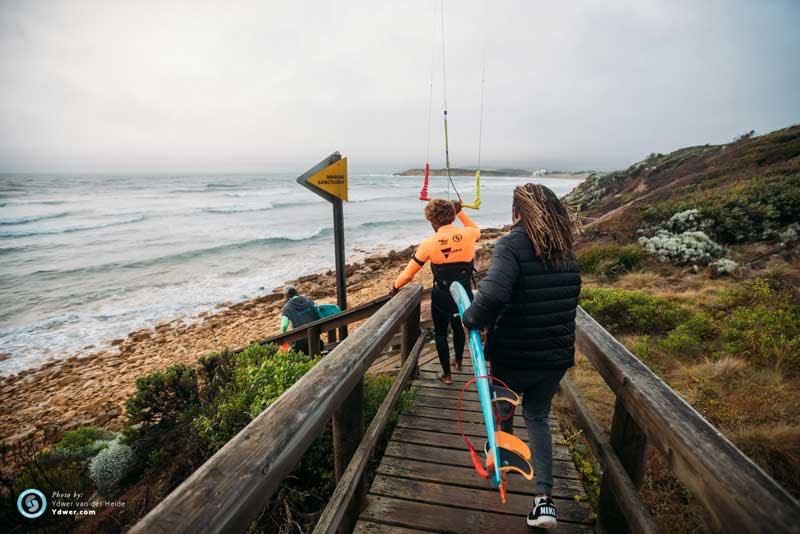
[{"xmin": 17, "ymin": 488, "xmax": 47, "ymax": 519}]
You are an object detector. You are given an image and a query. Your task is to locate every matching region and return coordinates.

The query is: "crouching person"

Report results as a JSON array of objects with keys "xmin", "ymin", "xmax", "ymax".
[
  {"xmin": 280, "ymin": 285, "xmax": 321, "ymax": 354},
  {"xmin": 462, "ymin": 184, "xmax": 581, "ymax": 529}
]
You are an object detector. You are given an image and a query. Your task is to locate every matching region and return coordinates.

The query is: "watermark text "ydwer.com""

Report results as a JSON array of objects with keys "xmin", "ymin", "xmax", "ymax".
[{"xmin": 18, "ymin": 489, "xmax": 125, "ymax": 519}]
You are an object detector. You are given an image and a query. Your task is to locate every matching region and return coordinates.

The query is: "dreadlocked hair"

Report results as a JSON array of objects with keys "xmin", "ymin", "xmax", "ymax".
[{"xmin": 513, "ymin": 183, "xmax": 581, "ymax": 266}]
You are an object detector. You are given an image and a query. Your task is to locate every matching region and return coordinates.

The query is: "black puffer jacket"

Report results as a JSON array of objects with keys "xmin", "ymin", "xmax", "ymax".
[{"xmin": 462, "ymin": 223, "xmax": 581, "ymax": 370}]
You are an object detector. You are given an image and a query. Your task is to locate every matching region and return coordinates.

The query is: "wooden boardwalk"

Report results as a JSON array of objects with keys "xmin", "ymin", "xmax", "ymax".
[{"xmin": 358, "ymin": 340, "xmax": 594, "ymax": 533}]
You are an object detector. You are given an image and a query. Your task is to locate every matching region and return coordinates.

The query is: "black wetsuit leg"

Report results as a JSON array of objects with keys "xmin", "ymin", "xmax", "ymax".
[
  {"xmin": 431, "ymin": 285, "xmax": 452, "ymax": 376},
  {"xmin": 431, "ymin": 283, "xmax": 473, "ymax": 374},
  {"xmin": 450, "ymin": 315, "xmax": 466, "ymax": 364}
]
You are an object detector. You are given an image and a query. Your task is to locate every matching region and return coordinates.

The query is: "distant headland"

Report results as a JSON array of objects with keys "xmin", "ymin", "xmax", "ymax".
[{"xmin": 394, "ymin": 167, "xmax": 533, "ymax": 177}]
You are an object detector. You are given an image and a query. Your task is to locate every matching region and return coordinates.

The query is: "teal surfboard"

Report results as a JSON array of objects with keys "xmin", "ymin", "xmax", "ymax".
[{"xmin": 449, "ymin": 281, "xmax": 504, "ymax": 489}]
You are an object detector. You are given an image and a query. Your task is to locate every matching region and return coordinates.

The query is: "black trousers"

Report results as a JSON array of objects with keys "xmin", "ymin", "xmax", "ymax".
[{"xmin": 431, "ymin": 283, "xmax": 472, "ymax": 375}]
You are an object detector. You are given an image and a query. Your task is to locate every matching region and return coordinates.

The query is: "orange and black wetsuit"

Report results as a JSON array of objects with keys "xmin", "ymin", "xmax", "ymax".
[{"xmin": 394, "ymin": 211, "xmax": 480, "ymax": 375}]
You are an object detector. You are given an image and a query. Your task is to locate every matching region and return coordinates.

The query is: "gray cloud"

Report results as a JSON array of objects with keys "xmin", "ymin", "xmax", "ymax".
[{"xmin": 1, "ymin": 0, "xmax": 798, "ymax": 173}]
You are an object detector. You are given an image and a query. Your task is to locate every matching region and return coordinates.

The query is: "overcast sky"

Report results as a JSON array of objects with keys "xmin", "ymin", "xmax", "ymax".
[{"xmin": 1, "ymin": 1, "xmax": 799, "ymax": 173}]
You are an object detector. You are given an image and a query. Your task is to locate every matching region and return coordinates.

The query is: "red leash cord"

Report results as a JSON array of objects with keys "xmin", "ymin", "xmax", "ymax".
[{"xmin": 456, "ymin": 374, "xmax": 515, "ymax": 480}]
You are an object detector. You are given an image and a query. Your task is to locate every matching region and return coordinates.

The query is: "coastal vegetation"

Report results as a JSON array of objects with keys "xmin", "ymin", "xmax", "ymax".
[
  {"xmin": 562, "ymin": 124, "xmax": 800, "ymax": 531},
  {"xmin": 0, "ymin": 343, "xmax": 412, "ymax": 532}
]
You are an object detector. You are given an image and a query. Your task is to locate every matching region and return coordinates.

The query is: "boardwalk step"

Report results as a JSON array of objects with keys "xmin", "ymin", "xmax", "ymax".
[
  {"xmin": 370, "ymin": 475, "xmax": 593, "ymax": 524},
  {"xmin": 359, "ymin": 495, "xmax": 594, "ymax": 534}
]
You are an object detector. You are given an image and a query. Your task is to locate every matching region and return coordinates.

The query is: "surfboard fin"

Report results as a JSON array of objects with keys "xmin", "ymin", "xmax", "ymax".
[{"xmin": 485, "ymin": 431, "xmax": 534, "ymax": 481}]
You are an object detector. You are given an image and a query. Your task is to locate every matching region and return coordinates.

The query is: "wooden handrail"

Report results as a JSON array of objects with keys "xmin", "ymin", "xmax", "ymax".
[
  {"xmin": 248, "ymin": 294, "xmax": 391, "ymax": 348},
  {"xmin": 574, "ymin": 306, "xmax": 800, "ymax": 533},
  {"xmin": 559, "ymin": 375, "xmax": 658, "ymax": 534},
  {"xmin": 130, "ymin": 284, "xmax": 423, "ymax": 534},
  {"xmin": 314, "ymin": 333, "xmax": 425, "ymax": 534},
  {"xmin": 254, "ymin": 267, "xmax": 487, "ymax": 350}
]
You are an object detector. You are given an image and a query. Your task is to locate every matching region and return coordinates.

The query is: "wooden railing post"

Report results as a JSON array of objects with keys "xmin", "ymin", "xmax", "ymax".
[
  {"xmin": 308, "ymin": 325, "xmax": 322, "ymax": 356},
  {"xmin": 332, "ymin": 379, "xmax": 364, "ymax": 533},
  {"xmin": 400, "ymin": 301, "xmax": 421, "ymax": 377},
  {"xmin": 327, "ymin": 329, "xmax": 337, "ymax": 345},
  {"xmin": 597, "ymin": 396, "xmax": 648, "ymax": 533}
]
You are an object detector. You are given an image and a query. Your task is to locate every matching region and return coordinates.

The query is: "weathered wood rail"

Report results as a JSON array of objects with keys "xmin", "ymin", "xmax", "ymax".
[
  {"xmin": 562, "ymin": 307, "xmax": 800, "ymax": 533},
  {"xmin": 130, "ymin": 280, "xmax": 800, "ymax": 534}
]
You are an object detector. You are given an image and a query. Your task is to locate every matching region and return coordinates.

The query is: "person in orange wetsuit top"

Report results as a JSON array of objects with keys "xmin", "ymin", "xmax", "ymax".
[{"xmin": 392, "ymin": 199, "xmax": 480, "ymax": 384}]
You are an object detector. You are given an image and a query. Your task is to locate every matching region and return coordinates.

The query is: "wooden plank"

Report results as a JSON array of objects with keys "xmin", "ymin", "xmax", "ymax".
[
  {"xmin": 560, "ymin": 375, "xmax": 657, "ymax": 534},
  {"xmin": 395, "ymin": 414, "xmax": 561, "ymax": 438},
  {"xmin": 383, "ymin": 440, "xmax": 581, "ymax": 481},
  {"xmin": 401, "ymin": 303, "xmax": 421, "ymax": 370},
  {"xmin": 406, "ymin": 404, "xmax": 556, "ymax": 425},
  {"xmin": 409, "ymin": 387, "xmax": 485, "ymax": 402},
  {"xmin": 419, "ymin": 361, "xmax": 474, "ymax": 374},
  {"xmin": 370, "ymin": 475, "xmax": 593, "ymax": 524},
  {"xmin": 413, "ymin": 381, "xmax": 486, "ymax": 398},
  {"xmin": 308, "ymin": 325, "xmax": 322, "ymax": 356},
  {"xmin": 359, "ymin": 495, "xmax": 594, "ymax": 534},
  {"xmin": 314, "ymin": 334, "xmax": 424, "ymax": 534},
  {"xmin": 370, "ymin": 348, "xmax": 438, "ymax": 375},
  {"xmin": 576, "ymin": 306, "xmax": 800, "ymax": 532},
  {"xmin": 406, "ymin": 405, "xmax": 528, "ymax": 429},
  {"xmin": 411, "ymin": 393, "xmax": 557, "ymax": 420},
  {"xmin": 395, "ymin": 416, "xmax": 566, "ymax": 445},
  {"xmin": 597, "ymin": 396, "xmax": 649, "ymax": 534},
  {"xmin": 375, "ymin": 457, "xmax": 585, "ymax": 496},
  {"xmin": 389, "ymin": 428, "xmax": 573, "ymax": 462},
  {"xmin": 130, "ymin": 285, "xmax": 424, "ymax": 534},
  {"xmin": 333, "ymin": 379, "xmax": 364, "ymax": 479},
  {"xmin": 374, "ymin": 352, "xmax": 439, "ymax": 376},
  {"xmin": 354, "ymin": 521, "xmax": 434, "ymax": 534}
]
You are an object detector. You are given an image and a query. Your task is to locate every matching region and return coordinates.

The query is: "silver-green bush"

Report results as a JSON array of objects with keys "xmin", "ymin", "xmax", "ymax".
[
  {"xmin": 638, "ymin": 230, "xmax": 726, "ymax": 266},
  {"xmin": 88, "ymin": 438, "xmax": 135, "ymax": 495}
]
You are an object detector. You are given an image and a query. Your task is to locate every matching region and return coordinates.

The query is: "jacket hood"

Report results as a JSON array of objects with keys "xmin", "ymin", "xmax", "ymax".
[{"xmin": 285, "ymin": 295, "xmax": 314, "ymax": 311}]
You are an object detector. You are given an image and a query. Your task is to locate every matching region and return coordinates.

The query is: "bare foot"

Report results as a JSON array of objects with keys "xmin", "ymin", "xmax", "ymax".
[{"xmin": 438, "ymin": 373, "xmax": 453, "ymax": 385}]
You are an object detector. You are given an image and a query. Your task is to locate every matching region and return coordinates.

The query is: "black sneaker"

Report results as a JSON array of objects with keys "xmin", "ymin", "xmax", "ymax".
[{"xmin": 527, "ymin": 495, "xmax": 557, "ymax": 528}]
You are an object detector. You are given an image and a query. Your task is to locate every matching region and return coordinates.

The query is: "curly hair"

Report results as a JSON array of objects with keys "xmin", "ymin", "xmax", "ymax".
[
  {"xmin": 513, "ymin": 183, "xmax": 581, "ymax": 265},
  {"xmin": 424, "ymin": 199, "xmax": 456, "ymax": 228}
]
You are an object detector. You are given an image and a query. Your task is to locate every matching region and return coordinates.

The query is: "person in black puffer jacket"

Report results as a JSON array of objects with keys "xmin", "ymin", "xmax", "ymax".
[{"xmin": 462, "ymin": 183, "xmax": 580, "ymax": 529}]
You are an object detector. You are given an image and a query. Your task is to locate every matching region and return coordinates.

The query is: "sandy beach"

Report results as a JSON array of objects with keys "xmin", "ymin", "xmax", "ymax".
[{"xmin": 0, "ymin": 227, "xmax": 505, "ymax": 448}]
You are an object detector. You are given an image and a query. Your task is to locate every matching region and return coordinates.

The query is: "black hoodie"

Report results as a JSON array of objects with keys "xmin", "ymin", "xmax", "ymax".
[{"xmin": 282, "ymin": 295, "xmax": 320, "ymax": 329}]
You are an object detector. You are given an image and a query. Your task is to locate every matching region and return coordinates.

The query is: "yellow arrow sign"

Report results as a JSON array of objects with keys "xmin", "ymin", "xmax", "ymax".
[{"xmin": 306, "ymin": 157, "xmax": 348, "ymax": 201}]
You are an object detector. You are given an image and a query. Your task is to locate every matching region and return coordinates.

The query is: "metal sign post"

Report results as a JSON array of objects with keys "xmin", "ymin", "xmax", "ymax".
[{"xmin": 297, "ymin": 152, "xmax": 349, "ymax": 339}]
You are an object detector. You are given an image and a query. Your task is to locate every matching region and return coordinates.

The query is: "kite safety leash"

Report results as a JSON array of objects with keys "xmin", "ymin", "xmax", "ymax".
[{"xmin": 456, "ymin": 374, "xmax": 516, "ymax": 480}]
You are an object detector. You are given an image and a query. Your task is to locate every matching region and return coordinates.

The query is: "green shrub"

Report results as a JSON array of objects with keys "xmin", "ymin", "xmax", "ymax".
[
  {"xmin": 718, "ymin": 305, "xmax": 800, "ymax": 371},
  {"xmin": 719, "ymin": 277, "xmax": 776, "ymax": 308},
  {"xmin": 54, "ymin": 425, "xmax": 115, "ymax": 457},
  {"xmin": 643, "ymin": 174, "xmax": 800, "ymax": 243},
  {"xmin": 659, "ymin": 313, "xmax": 716, "ymax": 357},
  {"xmin": 580, "ymin": 287, "xmax": 689, "ymax": 334},
  {"xmin": 191, "ymin": 343, "xmax": 319, "ymax": 453},
  {"xmin": 126, "ymin": 363, "xmax": 201, "ymax": 427},
  {"xmin": 576, "ymin": 243, "xmax": 649, "ymax": 277}
]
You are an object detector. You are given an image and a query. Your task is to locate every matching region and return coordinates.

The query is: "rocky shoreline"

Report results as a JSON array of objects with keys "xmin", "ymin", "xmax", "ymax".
[{"xmin": 0, "ymin": 227, "xmax": 506, "ymax": 449}]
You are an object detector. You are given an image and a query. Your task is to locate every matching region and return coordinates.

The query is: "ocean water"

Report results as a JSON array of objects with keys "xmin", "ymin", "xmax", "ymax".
[{"xmin": 0, "ymin": 172, "xmax": 582, "ymax": 375}]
